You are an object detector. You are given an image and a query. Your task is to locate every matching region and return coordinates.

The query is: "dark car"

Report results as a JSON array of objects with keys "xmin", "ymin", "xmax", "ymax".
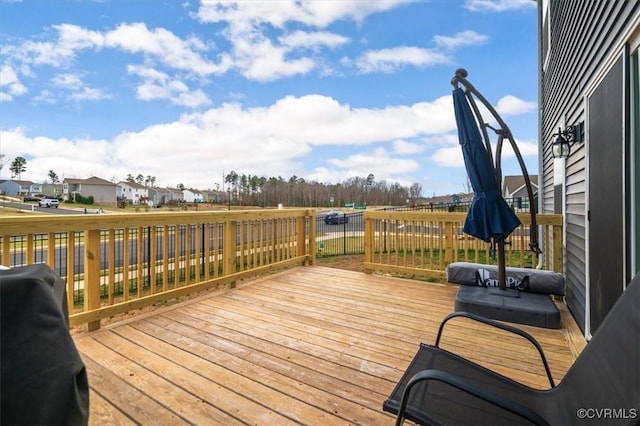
[
  {"xmin": 23, "ymin": 194, "xmax": 45, "ymax": 202},
  {"xmin": 324, "ymin": 211, "xmax": 348, "ymax": 225}
]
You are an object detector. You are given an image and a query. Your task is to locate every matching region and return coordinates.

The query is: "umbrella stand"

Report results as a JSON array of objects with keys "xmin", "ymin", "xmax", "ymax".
[
  {"xmin": 498, "ymin": 240, "xmax": 506, "ymax": 291},
  {"xmin": 451, "ymin": 68, "xmax": 541, "ymax": 290}
]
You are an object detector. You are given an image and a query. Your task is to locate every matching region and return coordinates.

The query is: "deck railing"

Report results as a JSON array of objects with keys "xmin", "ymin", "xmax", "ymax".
[
  {"xmin": 364, "ymin": 211, "xmax": 563, "ymax": 279},
  {"xmin": 1, "ymin": 209, "xmax": 563, "ymax": 330},
  {"xmin": 1, "ymin": 209, "xmax": 314, "ymax": 330}
]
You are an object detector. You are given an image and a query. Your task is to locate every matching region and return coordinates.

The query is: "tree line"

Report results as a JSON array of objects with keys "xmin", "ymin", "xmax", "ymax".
[
  {"xmin": 222, "ymin": 171, "xmax": 423, "ymax": 208},
  {"xmin": 1, "ymin": 155, "xmax": 424, "ymax": 207}
]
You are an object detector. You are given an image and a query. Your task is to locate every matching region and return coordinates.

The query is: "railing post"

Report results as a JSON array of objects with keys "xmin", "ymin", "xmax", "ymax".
[
  {"xmin": 85, "ymin": 229, "xmax": 101, "ymax": 331},
  {"xmin": 300, "ymin": 211, "xmax": 311, "ymax": 265},
  {"xmin": 444, "ymin": 221, "xmax": 454, "ymax": 267},
  {"xmin": 364, "ymin": 214, "xmax": 372, "ymax": 273},
  {"xmin": 553, "ymin": 223, "xmax": 563, "ymax": 273},
  {"xmin": 223, "ymin": 220, "xmax": 237, "ymax": 288}
]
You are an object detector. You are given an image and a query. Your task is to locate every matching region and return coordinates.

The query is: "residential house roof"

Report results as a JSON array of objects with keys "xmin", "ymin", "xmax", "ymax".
[
  {"xmin": 149, "ymin": 187, "xmax": 172, "ymax": 194},
  {"xmin": 2, "ymin": 179, "xmax": 36, "ymax": 185},
  {"xmin": 502, "ymin": 175, "xmax": 538, "ymax": 196},
  {"xmin": 118, "ymin": 181, "xmax": 148, "ymax": 190},
  {"xmin": 64, "ymin": 176, "xmax": 115, "ymax": 186}
]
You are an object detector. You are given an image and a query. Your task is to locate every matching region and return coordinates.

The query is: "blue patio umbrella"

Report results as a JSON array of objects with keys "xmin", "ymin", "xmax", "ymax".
[{"xmin": 452, "ymin": 87, "xmax": 521, "ymax": 243}]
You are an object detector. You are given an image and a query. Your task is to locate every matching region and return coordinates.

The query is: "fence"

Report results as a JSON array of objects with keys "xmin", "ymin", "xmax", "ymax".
[
  {"xmin": 1, "ymin": 206, "xmax": 562, "ymax": 330},
  {"xmin": 364, "ymin": 210, "xmax": 563, "ymax": 280},
  {"xmin": 1, "ymin": 210, "xmax": 313, "ymax": 330},
  {"xmin": 315, "ymin": 196, "xmax": 537, "ymax": 256}
]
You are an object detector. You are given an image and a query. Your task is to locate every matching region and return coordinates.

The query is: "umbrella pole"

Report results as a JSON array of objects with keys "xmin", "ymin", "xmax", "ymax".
[{"xmin": 498, "ymin": 240, "xmax": 506, "ymax": 290}]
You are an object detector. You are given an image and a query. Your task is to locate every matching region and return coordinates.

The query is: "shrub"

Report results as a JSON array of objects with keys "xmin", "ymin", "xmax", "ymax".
[{"xmin": 73, "ymin": 194, "xmax": 94, "ymax": 205}]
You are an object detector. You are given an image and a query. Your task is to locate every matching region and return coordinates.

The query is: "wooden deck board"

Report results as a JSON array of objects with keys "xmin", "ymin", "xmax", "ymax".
[{"xmin": 74, "ymin": 266, "xmax": 583, "ymax": 425}]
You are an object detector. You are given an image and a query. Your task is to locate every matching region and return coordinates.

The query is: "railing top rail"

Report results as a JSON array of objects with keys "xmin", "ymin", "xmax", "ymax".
[
  {"xmin": 364, "ymin": 210, "xmax": 563, "ymax": 226},
  {"xmin": 0, "ymin": 208, "xmax": 315, "ymax": 234}
]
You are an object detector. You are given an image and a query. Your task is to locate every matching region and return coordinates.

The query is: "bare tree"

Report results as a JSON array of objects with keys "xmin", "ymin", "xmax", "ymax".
[
  {"xmin": 409, "ymin": 182, "xmax": 423, "ymax": 199},
  {"xmin": 0, "ymin": 154, "xmax": 8, "ymax": 174},
  {"xmin": 462, "ymin": 176, "xmax": 472, "ymax": 194},
  {"xmin": 48, "ymin": 170, "xmax": 60, "ymax": 184},
  {"xmin": 9, "ymin": 156, "xmax": 27, "ymax": 179}
]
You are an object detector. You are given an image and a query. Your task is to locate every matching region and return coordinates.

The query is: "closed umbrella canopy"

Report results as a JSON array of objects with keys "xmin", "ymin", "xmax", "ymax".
[{"xmin": 453, "ymin": 87, "xmax": 520, "ymax": 242}]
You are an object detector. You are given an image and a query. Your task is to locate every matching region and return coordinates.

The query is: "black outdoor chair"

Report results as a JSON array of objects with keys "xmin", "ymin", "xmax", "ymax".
[
  {"xmin": 1, "ymin": 264, "xmax": 89, "ymax": 426},
  {"xmin": 383, "ymin": 274, "xmax": 640, "ymax": 425}
]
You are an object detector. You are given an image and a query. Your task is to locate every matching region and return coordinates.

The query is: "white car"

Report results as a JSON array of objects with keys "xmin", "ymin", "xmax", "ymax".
[{"xmin": 38, "ymin": 198, "xmax": 60, "ymax": 208}]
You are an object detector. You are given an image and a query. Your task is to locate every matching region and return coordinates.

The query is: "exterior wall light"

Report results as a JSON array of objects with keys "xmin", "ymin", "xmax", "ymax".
[{"xmin": 551, "ymin": 121, "xmax": 584, "ymax": 159}]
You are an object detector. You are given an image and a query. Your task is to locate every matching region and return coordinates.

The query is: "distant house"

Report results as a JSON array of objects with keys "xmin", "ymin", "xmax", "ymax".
[
  {"xmin": 0, "ymin": 179, "xmax": 42, "ymax": 197},
  {"xmin": 117, "ymin": 181, "xmax": 149, "ymax": 205},
  {"xmin": 41, "ymin": 183, "xmax": 64, "ymax": 199},
  {"xmin": 63, "ymin": 176, "xmax": 117, "ymax": 206},
  {"xmin": 502, "ymin": 175, "xmax": 538, "ymax": 211},
  {"xmin": 201, "ymin": 190, "xmax": 222, "ymax": 203},
  {"xmin": 182, "ymin": 188, "xmax": 203, "ymax": 203},
  {"xmin": 165, "ymin": 188, "xmax": 184, "ymax": 203},
  {"xmin": 424, "ymin": 193, "xmax": 473, "ymax": 206},
  {"xmin": 148, "ymin": 187, "xmax": 172, "ymax": 207},
  {"xmin": 502, "ymin": 175, "xmax": 538, "ymax": 199}
]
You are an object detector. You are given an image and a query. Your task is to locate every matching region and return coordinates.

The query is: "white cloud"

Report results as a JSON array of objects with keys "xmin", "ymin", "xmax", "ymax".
[
  {"xmin": 393, "ymin": 140, "xmax": 424, "ymax": 155},
  {"xmin": 279, "ymin": 30, "xmax": 349, "ymax": 50},
  {"xmin": 196, "ymin": 0, "xmax": 423, "ymax": 81},
  {"xmin": 51, "ymin": 73, "xmax": 84, "ymax": 89},
  {"xmin": 0, "ymin": 22, "xmax": 231, "ymax": 108},
  {"xmin": 464, "ymin": 0, "xmax": 536, "ymax": 13},
  {"xmin": 4, "ymin": 93, "xmax": 460, "ymax": 188},
  {"xmin": 32, "ymin": 90, "xmax": 56, "ymax": 104},
  {"xmin": 51, "ymin": 73, "xmax": 110, "ymax": 102},
  {"xmin": 18, "ymin": 24, "xmax": 104, "ymax": 67},
  {"xmin": 128, "ymin": 65, "xmax": 211, "ymax": 108},
  {"xmin": 434, "ymin": 30, "xmax": 488, "ymax": 50},
  {"xmin": 0, "ymin": 128, "xmax": 115, "ymax": 180},
  {"xmin": 432, "ymin": 145, "xmax": 464, "ymax": 167},
  {"xmin": 432, "ymin": 135, "xmax": 538, "ymax": 169},
  {"xmin": 353, "ymin": 46, "xmax": 450, "ymax": 73},
  {"xmin": 495, "ymin": 95, "xmax": 536, "ymax": 115},
  {"xmin": 196, "ymin": 1, "xmax": 414, "ymax": 29},
  {"xmin": 0, "ymin": 64, "xmax": 27, "ymax": 100},
  {"xmin": 2, "ymin": 88, "xmax": 538, "ymax": 189},
  {"xmin": 321, "ymin": 147, "xmax": 420, "ymax": 185},
  {"xmin": 232, "ymin": 36, "xmax": 316, "ymax": 81},
  {"xmin": 501, "ymin": 138, "xmax": 539, "ymax": 158},
  {"xmin": 104, "ymin": 22, "xmax": 231, "ymax": 75},
  {"xmin": 68, "ymin": 86, "xmax": 110, "ymax": 102}
]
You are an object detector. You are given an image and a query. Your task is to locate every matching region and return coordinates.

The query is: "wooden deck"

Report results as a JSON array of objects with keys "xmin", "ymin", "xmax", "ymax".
[{"xmin": 74, "ymin": 266, "xmax": 584, "ymax": 425}]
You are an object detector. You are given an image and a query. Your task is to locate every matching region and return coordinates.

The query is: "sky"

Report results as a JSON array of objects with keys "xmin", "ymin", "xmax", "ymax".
[{"xmin": 0, "ymin": 0, "xmax": 539, "ymax": 197}]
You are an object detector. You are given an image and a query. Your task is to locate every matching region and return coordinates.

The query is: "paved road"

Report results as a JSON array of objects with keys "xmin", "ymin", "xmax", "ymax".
[{"xmin": 1, "ymin": 200, "xmax": 85, "ymax": 215}]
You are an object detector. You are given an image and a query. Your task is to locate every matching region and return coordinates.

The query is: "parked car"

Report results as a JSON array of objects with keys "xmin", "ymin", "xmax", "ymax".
[
  {"xmin": 23, "ymin": 194, "xmax": 45, "ymax": 202},
  {"xmin": 324, "ymin": 211, "xmax": 348, "ymax": 225},
  {"xmin": 38, "ymin": 198, "xmax": 60, "ymax": 208}
]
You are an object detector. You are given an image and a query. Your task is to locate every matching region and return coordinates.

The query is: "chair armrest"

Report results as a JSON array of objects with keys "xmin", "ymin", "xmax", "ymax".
[
  {"xmin": 395, "ymin": 369, "xmax": 549, "ymax": 426},
  {"xmin": 435, "ymin": 311, "xmax": 555, "ymax": 387}
]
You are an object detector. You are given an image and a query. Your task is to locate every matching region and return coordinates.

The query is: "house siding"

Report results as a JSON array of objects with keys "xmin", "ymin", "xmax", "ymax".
[
  {"xmin": 540, "ymin": 0, "xmax": 640, "ymax": 333},
  {"xmin": 64, "ymin": 177, "xmax": 117, "ymax": 205},
  {"xmin": 83, "ymin": 184, "xmax": 117, "ymax": 205}
]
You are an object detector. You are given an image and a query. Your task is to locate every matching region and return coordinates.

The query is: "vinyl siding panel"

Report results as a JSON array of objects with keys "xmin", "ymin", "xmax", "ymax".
[{"xmin": 540, "ymin": 0, "xmax": 640, "ymax": 333}]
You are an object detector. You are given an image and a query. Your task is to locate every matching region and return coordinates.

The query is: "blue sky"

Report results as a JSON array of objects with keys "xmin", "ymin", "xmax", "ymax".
[{"xmin": 0, "ymin": 0, "xmax": 538, "ymax": 196}]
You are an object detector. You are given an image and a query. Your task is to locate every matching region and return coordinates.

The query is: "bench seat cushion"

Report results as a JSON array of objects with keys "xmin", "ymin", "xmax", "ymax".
[{"xmin": 447, "ymin": 262, "xmax": 565, "ymax": 296}]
